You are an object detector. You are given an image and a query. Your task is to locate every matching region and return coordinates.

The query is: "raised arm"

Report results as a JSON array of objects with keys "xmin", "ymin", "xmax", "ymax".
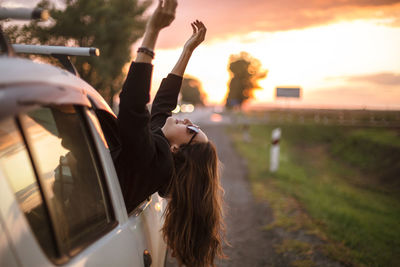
[
  {"xmin": 151, "ymin": 20, "xmax": 207, "ymax": 129},
  {"xmin": 118, "ymin": 0, "xmax": 177, "ymax": 112},
  {"xmin": 116, "ymin": 0, "xmax": 178, "ymax": 210},
  {"xmin": 171, "ymin": 20, "xmax": 207, "ymax": 76},
  {"xmin": 117, "ymin": 0, "xmax": 177, "ymax": 159},
  {"xmin": 119, "ymin": 0, "xmax": 177, "ymax": 113}
]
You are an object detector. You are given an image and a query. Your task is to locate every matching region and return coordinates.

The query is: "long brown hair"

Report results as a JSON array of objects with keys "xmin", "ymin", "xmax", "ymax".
[{"xmin": 162, "ymin": 141, "xmax": 225, "ymax": 267}]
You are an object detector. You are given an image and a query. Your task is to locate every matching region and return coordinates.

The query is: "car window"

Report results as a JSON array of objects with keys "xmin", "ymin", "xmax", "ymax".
[
  {"xmin": 86, "ymin": 109, "xmax": 109, "ymax": 149},
  {"xmin": 19, "ymin": 106, "xmax": 115, "ymax": 257},
  {"xmin": 94, "ymin": 109, "xmax": 120, "ymax": 153},
  {"xmin": 0, "ymin": 118, "xmax": 58, "ymax": 259}
]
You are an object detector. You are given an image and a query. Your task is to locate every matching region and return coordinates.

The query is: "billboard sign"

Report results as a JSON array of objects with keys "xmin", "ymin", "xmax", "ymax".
[{"xmin": 276, "ymin": 87, "xmax": 301, "ymax": 98}]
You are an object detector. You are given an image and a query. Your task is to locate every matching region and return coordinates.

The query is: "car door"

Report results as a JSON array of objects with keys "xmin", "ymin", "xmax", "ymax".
[
  {"xmin": 89, "ymin": 106, "xmax": 168, "ymax": 267},
  {"xmin": 0, "ymin": 104, "xmax": 153, "ymax": 266},
  {"xmin": 85, "ymin": 106, "xmax": 167, "ymax": 266}
]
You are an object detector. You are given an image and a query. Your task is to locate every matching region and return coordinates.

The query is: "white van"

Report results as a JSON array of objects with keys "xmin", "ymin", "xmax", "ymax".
[{"xmin": 0, "ymin": 8, "xmax": 167, "ymax": 267}]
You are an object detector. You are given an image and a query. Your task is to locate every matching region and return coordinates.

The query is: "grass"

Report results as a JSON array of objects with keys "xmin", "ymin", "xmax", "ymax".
[{"xmin": 227, "ymin": 122, "xmax": 400, "ymax": 267}]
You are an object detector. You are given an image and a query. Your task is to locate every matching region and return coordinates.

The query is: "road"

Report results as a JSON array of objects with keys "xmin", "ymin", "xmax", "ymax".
[
  {"xmin": 166, "ymin": 107, "xmax": 343, "ymax": 267},
  {"xmin": 167, "ymin": 107, "xmax": 287, "ymax": 266}
]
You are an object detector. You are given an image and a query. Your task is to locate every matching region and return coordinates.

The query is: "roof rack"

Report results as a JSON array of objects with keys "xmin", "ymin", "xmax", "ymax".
[
  {"xmin": 0, "ymin": 7, "xmax": 49, "ymax": 57},
  {"xmin": 0, "ymin": 8, "xmax": 49, "ymax": 21},
  {"xmin": 13, "ymin": 44, "xmax": 100, "ymax": 76},
  {"xmin": 0, "ymin": 8, "xmax": 101, "ymax": 77},
  {"xmin": 13, "ymin": 45, "xmax": 100, "ymax": 57}
]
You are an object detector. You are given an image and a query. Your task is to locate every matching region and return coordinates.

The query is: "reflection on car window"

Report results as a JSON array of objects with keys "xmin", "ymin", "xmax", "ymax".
[
  {"xmin": 20, "ymin": 106, "xmax": 114, "ymax": 255},
  {"xmin": 0, "ymin": 118, "xmax": 57, "ymax": 259}
]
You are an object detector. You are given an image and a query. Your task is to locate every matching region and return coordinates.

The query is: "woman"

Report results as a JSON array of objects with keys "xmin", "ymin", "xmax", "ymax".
[{"xmin": 115, "ymin": 0, "xmax": 225, "ymax": 266}]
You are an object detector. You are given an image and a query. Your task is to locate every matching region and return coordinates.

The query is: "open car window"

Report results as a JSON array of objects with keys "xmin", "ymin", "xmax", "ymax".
[{"xmin": 1, "ymin": 105, "xmax": 117, "ymax": 262}]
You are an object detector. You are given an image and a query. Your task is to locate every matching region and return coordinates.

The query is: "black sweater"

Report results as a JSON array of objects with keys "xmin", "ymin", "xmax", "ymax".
[{"xmin": 114, "ymin": 62, "xmax": 182, "ymax": 212}]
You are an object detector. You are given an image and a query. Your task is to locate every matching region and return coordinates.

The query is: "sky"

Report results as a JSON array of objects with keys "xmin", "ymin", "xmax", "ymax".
[{"xmin": 3, "ymin": 0, "xmax": 400, "ymax": 109}]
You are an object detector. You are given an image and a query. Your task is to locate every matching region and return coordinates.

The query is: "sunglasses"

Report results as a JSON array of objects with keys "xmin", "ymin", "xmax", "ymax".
[{"xmin": 187, "ymin": 125, "xmax": 200, "ymax": 145}]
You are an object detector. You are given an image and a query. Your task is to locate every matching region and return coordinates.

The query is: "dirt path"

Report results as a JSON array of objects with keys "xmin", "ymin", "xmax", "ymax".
[{"xmin": 205, "ymin": 125, "xmax": 290, "ymax": 267}]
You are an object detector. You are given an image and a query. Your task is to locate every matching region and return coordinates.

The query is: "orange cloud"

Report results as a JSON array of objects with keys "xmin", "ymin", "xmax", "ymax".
[
  {"xmin": 304, "ymin": 85, "xmax": 400, "ymax": 109},
  {"xmin": 346, "ymin": 72, "xmax": 400, "ymax": 86},
  {"xmin": 157, "ymin": 0, "xmax": 400, "ymax": 49}
]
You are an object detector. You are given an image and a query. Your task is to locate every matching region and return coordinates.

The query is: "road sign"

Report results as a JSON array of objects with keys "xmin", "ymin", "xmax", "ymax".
[{"xmin": 276, "ymin": 87, "xmax": 301, "ymax": 98}]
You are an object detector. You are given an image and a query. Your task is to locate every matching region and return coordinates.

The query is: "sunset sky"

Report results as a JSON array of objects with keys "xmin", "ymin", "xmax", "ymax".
[{"xmin": 3, "ymin": 0, "xmax": 400, "ymax": 109}]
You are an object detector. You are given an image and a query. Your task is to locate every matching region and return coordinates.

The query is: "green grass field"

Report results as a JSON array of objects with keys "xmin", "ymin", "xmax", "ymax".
[{"xmin": 227, "ymin": 121, "xmax": 400, "ymax": 267}]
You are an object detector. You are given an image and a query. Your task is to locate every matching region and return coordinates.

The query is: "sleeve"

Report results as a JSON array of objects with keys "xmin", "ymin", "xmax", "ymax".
[
  {"xmin": 117, "ymin": 62, "xmax": 157, "ymax": 168},
  {"xmin": 150, "ymin": 73, "xmax": 183, "ymax": 130}
]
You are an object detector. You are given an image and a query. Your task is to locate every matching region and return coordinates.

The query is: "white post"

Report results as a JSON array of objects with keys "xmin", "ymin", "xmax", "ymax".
[
  {"xmin": 270, "ymin": 128, "xmax": 281, "ymax": 172},
  {"xmin": 242, "ymin": 124, "xmax": 251, "ymax": 142}
]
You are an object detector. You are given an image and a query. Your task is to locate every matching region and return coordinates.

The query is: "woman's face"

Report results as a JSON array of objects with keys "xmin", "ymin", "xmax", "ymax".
[{"xmin": 162, "ymin": 117, "xmax": 208, "ymax": 151}]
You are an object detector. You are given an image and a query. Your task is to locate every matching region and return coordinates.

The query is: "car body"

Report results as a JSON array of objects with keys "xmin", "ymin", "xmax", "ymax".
[{"xmin": 0, "ymin": 55, "xmax": 167, "ymax": 266}]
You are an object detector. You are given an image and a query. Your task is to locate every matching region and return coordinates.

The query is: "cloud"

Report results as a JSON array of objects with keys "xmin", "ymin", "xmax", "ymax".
[
  {"xmin": 157, "ymin": 0, "xmax": 400, "ymax": 48},
  {"xmin": 6, "ymin": 0, "xmax": 400, "ymax": 49},
  {"xmin": 305, "ymin": 85, "xmax": 400, "ymax": 108},
  {"xmin": 346, "ymin": 72, "xmax": 400, "ymax": 86}
]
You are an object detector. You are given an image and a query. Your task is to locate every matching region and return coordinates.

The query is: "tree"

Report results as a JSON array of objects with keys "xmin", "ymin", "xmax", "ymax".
[
  {"xmin": 181, "ymin": 76, "xmax": 205, "ymax": 106},
  {"xmin": 225, "ymin": 51, "xmax": 267, "ymax": 108},
  {"xmin": 6, "ymin": 0, "xmax": 151, "ymax": 107}
]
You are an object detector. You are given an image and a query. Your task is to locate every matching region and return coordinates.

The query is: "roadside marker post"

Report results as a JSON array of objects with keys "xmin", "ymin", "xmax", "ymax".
[
  {"xmin": 270, "ymin": 128, "xmax": 281, "ymax": 172},
  {"xmin": 242, "ymin": 124, "xmax": 251, "ymax": 142}
]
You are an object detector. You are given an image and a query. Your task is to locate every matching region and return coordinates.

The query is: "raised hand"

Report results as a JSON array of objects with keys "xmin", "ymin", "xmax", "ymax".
[
  {"xmin": 137, "ymin": 0, "xmax": 178, "ymax": 62},
  {"xmin": 170, "ymin": 20, "xmax": 207, "ymax": 76},
  {"xmin": 183, "ymin": 20, "xmax": 207, "ymax": 52},
  {"xmin": 147, "ymin": 0, "xmax": 178, "ymax": 32}
]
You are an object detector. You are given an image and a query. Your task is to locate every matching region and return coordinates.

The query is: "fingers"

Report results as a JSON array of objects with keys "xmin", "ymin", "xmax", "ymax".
[
  {"xmin": 199, "ymin": 21, "xmax": 207, "ymax": 40},
  {"xmin": 191, "ymin": 23, "xmax": 196, "ymax": 34},
  {"xmin": 154, "ymin": 0, "xmax": 163, "ymax": 13},
  {"xmin": 199, "ymin": 21, "xmax": 207, "ymax": 33},
  {"xmin": 193, "ymin": 20, "xmax": 201, "ymax": 31},
  {"xmin": 191, "ymin": 20, "xmax": 206, "ymax": 41},
  {"xmin": 193, "ymin": 20, "xmax": 206, "ymax": 32},
  {"xmin": 149, "ymin": 0, "xmax": 177, "ymax": 30},
  {"xmin": 164, "ymin": 0, "xmax": 177, "ymax": 14},
  {"xmin": 183, "ymin": 19, "xmax": 207, "ymax": 51},
  {"xmin": 191, "ymin": 20, "xmax": 206, "ymax": 33}
]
